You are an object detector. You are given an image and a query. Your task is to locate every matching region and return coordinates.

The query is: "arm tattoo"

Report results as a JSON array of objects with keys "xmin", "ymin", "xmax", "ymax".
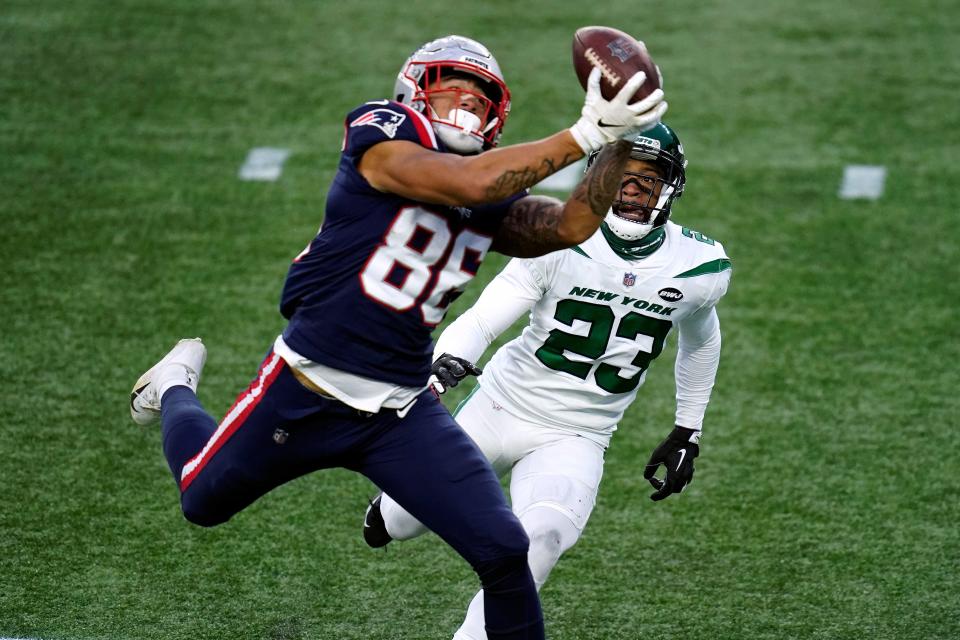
[
  {"xmin": 490, "ymin": 141, "xmax": 631, "ymax": 257},
  {"xmin": 484, "ymin": 153, "xmax": 576, "ymax": 201},
  {"xmin": 490, "ymin": 195, "xmax": 565, "ymax": 258},
  {"xmin": 572, "ymin": 140, "xmax": 632, "ymax": 217}
]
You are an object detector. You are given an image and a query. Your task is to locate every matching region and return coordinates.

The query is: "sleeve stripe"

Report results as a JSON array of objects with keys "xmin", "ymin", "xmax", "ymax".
[{"xmin": 674, "ymin": 258, "xmax": 732, "ymax": 279}]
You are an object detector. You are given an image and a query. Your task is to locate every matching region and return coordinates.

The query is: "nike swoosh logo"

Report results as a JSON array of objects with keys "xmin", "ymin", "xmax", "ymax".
[
  {"xmin": 675, "ymin": 448, "xmax": 687, "ymax": 471},
  {"xmin": 598, "ymin": 120, "xmax": 619, "ymax": 128}
]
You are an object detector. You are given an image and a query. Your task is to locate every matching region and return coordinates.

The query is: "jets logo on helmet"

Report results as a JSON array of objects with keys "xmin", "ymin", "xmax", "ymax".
[
  {"xmin": 633, "ymin": 136, "xmax": 661, "ymax": 151},
  {"xmin": 394, "ymin": 35, "xmax": 511, "ymax": 154}
]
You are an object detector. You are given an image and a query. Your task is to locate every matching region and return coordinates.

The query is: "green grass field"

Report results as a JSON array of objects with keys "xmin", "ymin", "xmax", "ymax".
[{"xmin": 3, "ymin": 1, "xmax": 959, "ymax": 638}]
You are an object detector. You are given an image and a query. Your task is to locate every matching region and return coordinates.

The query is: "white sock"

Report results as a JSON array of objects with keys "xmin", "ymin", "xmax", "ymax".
[
  {"xmin": 156, "ymin": 364, "xmax": 198, "ymax": 400},
  {"xmin": 381, "ymin": 493, "xmax": 430, "ymax": 540},
  {"xmin": 452, "ymin": 590, "xmax": 486, "ymax": 640},
  {"xmin": 452, "ymin": 507, "xmax": 582, "ymax": 640}
]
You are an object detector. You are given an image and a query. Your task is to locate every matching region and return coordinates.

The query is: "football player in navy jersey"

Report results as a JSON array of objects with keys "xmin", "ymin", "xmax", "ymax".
[{"xmin": 129, "ymin": 35, "xmax": 666, "ymax": 640}]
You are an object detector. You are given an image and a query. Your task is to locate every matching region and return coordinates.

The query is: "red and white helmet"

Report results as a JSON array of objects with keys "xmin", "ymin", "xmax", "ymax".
[{"xmin": 394, "ymin": 35, "xmax": 511, "ymax": 154}]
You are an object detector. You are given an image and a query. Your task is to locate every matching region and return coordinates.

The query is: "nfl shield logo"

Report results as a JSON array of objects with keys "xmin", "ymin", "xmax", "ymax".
[
  {"xmin": 607, "ymin": 38, "xmax": 635, "ymax": 63},
  {"xmin": 623, "ymin": 272, "xmax": 637, "ymax": 287}
]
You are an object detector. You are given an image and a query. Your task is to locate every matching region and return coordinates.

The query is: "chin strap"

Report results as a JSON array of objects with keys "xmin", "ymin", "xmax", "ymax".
[{"xmin": 601, "ymin": 223, "xmax": 666, "ymax": 260}]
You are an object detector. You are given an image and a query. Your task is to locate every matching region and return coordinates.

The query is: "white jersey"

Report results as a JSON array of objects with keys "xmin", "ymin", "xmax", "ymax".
[{"xmin": 433, "ymin": 221, "xmax": 731, "ymax": 445}]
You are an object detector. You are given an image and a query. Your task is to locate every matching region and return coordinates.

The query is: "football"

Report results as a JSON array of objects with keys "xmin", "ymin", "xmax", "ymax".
[{"xmin": 572, "ymin": 26, "xmax": 661, "ymax": 102}]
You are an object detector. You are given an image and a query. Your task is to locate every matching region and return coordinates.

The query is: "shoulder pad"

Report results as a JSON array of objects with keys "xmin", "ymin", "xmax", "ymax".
[{"xmin": 343, "ymin": 101, "xmax": 438, "ymax": 153}]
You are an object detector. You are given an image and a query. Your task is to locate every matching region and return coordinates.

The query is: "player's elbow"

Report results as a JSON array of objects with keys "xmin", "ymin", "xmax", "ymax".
[
  {"xmin": 423, "ymin": 178, "xmax": 489, "ymax": 207},
  {"xmin": 456, "ymin": 176, "xmax": 498, "ymax": 206}
]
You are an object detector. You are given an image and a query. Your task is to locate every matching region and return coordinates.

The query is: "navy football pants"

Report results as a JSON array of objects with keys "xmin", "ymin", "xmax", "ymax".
[{"xmin": 159, "ymin": 350, "xmax": 543, "ymax": 639}]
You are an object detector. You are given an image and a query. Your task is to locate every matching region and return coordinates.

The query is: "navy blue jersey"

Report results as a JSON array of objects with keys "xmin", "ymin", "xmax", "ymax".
[{"xmin": 281, "ymin": 100, "xmax": 524, "ymax": 387}]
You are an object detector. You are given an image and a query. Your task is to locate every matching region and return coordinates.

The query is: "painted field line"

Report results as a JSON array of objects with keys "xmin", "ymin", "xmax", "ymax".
[
  {"xmin": 239, "ymin": 147, "xmax": 291, "ymax": 182},
  {"xmin": 839, "ymin": 164, "xmax": 886, "ymax": 200}
]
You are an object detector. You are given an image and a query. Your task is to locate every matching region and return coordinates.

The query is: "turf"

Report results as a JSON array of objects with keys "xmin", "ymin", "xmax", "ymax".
[{"xmin": 2, "ymin": 1, "xmax": 958, "ymax": 638}]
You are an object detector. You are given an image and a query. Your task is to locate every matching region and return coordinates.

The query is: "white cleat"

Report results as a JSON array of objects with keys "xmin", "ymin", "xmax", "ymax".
[{"xmin": 130, "ymin": 338, "xmax": 207, "ymax": 426}]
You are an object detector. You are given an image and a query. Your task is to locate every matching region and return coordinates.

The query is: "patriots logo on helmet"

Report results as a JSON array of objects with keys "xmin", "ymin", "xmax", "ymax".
[
  {"xmin": 350, "ymin": 109, "xmax": 407, "ymax": 138},
  {"xmin": 607, "ymin": 38, "xmax": 635, "ymax": 63},
  {"xmin": 623, "ymin": 272, "xmax": 637, "ymax": 287},
  {"xmin": 462, "ymin": 56, "xmax": 490, "ymax": 69}
]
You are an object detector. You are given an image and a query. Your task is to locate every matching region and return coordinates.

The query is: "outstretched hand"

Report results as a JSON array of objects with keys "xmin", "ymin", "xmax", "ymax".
[{"xmin": 569, "ymin": 67, "xmax": 668, "ymax": 153}]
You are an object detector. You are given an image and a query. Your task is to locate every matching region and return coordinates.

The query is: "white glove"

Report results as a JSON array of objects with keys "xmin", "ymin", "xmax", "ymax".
[{"xmin": 569, "ymin": 67, "xmax": 668, "ymax": 154}]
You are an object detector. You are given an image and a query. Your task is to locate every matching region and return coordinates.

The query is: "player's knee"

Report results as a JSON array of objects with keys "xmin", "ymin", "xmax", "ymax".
[
  {"xmin": 180, "ymin": 492, "xmax": 230, "ymax": 528},
  {"xmin": 474, "ymin": 553, "xmax": 531, "ymax": 595},
  {"xmin": 463, "ymin": 516, "xmax": 530, "ymax": 584},
  {"xmin": 527, "ymin": 525, "xmax": 564, "ymax": 563},
  {"xmin": 181, "ymin": 504, "xmax": 227, "ymax": 528},
  {"xmin": 181, "ymin": 507, "xmax": 228, "ymax": 528},
  {"xmin": 491, "ymin": 516, "xmax": 531, "ymax": 559},
  {"xmin": 526, "ymin": 524, "xmax": 566, "ymax": 587},
  {"xmin": 519, "ymin": 506, "xmax": 582, "ymax": 585}
]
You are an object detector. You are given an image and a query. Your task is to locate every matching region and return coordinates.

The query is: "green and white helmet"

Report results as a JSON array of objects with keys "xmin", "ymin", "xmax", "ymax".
[{"xmin": 589, "ymin": 122, "xmax": 687, "ymax": 241}]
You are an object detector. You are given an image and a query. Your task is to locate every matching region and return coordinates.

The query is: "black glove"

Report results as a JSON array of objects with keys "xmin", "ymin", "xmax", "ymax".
[
  {"xmin": 643, "ymin": 426, "xmax": 701, "ymax": 501},
  {"xmin": 430, "ymin": 353, "xmax": 482, "ymax": 394}
]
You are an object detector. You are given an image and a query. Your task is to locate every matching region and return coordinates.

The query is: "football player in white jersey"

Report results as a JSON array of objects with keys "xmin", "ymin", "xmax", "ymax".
[{"xmin": 362, "ymin": 123, "xmax": 731, "ymax": 640}]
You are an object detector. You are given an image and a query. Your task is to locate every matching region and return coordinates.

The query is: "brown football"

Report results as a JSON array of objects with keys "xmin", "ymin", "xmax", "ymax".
[{"xmin": 572, "ymin": 26, "xmax": 661, "ymax": 102}]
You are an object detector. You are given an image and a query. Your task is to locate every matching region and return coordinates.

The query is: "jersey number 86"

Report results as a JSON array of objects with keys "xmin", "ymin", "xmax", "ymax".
[{"xmin": 361, "ymin": 207, "xmax": 493, "ymax": 326}]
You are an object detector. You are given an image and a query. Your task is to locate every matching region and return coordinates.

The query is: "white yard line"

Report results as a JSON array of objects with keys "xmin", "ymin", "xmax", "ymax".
[
  {"xmin": 839, "ymin": 165, "xmax": 886, "ymax": 200},
  {"xmin": 239, "ymin": 147, "xmax": 291, "ymax": 182}
]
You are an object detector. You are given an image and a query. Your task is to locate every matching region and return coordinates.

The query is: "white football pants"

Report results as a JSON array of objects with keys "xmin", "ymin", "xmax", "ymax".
[{"xmin": 379, "ymin": 384, "xmax": 606, "ymax": 640}]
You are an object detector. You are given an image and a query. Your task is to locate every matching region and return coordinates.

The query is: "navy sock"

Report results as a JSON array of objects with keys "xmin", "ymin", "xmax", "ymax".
[{"xmin": 160, "ymin": 386, "xmax": 217, "ymax": 482}]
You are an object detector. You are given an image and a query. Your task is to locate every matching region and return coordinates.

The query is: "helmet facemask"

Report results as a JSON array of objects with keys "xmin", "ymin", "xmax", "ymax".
[
  {"xmin": 596, "ymin": 125, "xmax": 687, "ymax": 242},
  {"xmin": 414, "ymin": 65, "xmax": 505, "ymax": 153},
  {"xmin": 394, "ymin": 36, "xmax": 511, "ymax": 154},
  {"xmin": 607, "ymin": 165, "xmax": 678, "ymax": 241}
]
